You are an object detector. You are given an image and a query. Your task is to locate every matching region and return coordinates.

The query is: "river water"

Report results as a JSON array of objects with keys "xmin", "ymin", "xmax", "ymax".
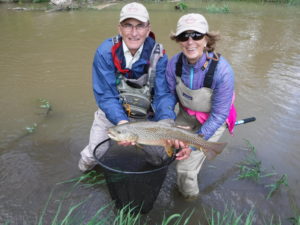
[{"xmin": 0, "ymin": 1, "xmax": 300, "ymax": 224}]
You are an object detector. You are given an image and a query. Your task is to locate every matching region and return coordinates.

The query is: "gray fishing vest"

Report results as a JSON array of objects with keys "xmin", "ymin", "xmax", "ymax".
[
  {"xmin": 175, "ymin": 53, "xmax": 220, "ymax": 112},
  {"xmin": 113, "ymin": 36, "xmax": 164, "ymax": 118}
]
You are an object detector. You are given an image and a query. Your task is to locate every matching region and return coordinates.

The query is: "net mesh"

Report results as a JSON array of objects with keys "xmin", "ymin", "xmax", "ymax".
[{"xmin": 94, "ymin": 143, "xmax": 172, "ymax": 214}]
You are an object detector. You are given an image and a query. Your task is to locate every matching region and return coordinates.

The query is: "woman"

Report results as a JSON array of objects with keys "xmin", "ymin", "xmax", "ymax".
[{"xmin": 166, "ymin": 13, "xmax": 236, "ymax": 200}]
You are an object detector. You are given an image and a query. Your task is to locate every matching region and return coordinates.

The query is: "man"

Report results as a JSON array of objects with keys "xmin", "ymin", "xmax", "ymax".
[{"xmin": 78, "ymin": 2, "xmax": 176, "ymax": 172}]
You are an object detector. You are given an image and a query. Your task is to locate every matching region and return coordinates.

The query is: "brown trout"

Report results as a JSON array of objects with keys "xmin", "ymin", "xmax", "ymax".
[{"xmin": 107, "ymin": 120, "xmax": 227, "ymax": 160}]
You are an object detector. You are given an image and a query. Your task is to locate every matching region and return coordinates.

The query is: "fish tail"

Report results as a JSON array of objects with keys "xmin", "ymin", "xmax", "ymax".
[
  {"xmin": 204, "ymin": 150, "xmax": 217, "ymax": 160},
  {"xmin": 212, "ymin": 142, "xmax": 227, "ymax": 154},
  {"xmin": 195, "ymin": 142, "xmax": 227, "ymax": 160}
]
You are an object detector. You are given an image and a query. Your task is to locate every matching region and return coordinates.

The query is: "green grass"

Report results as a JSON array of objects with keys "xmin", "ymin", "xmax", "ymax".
[
  {"xmin": 236, "ymin": 140, "xmax": 275, "ymax": 181},
  {"xmin": 175, "ymin": 2, "xmax": 188, "ymax": 11},
  {"xmin": 236, "ymin": 140, "xmax": 289, "ymax": 199},
  {"xmin": 288, "ymin": 216, "xmax": 300, "ymax": 225},
  {"xmin": 25, "ymin": 122, "xmax": 38, "ymax": 133},
  {"xmin": 204, "ymin": 207, "xmax": 255, "ymax": 225},
  {"xmin": 265, "ymin": 174, "xmax": 288, "ymax": 200},
  {"xmin": 39, "ymin": 98, "xmax": 52, "ymax": 115},
  {"xmin": 3, "ymin": 141, "xmax": 297, "ymax": 224},
  {"xmin": 31, "ymin": 169, "xmax": 299, "ymax": 225},
  {"xmin": 205, "ymin": 4, "xmax": 230, "ymax": 14}
]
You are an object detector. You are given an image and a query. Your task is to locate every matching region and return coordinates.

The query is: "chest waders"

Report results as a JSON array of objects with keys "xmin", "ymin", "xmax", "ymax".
[
  {"xmin": 175, "ymin": 52, "xmax": 220, "ymax": 130},
  {"xmin": 112, "ymin": 36, "xmax": 164, "ymax": 119}
]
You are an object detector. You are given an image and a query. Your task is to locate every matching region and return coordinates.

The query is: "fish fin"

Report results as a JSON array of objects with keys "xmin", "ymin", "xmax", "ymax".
[
  {"xmin": 195, "ymin": 142, "xmax": 227, "ymax": 155},
  {"xmin": 212, "ymin": 142, "xmax": 227, "ymax": 154},
  {"xmin": 164, "ymin": 144, "xmax": 174, "ymax": 157},
  {"xmin": 205, "ymin": 150, "xmax": 217, "ymax": 160},
  {"xmin": 158, "ymin": 119, "xmax": 175, "ymax": 127},
  {"xmin": 197, "ymin": 142, "xmax": 227, "ymax": 160},
  {"xmin": 198, "ymin": 147, "xmax": 217, "ymax": 160}
]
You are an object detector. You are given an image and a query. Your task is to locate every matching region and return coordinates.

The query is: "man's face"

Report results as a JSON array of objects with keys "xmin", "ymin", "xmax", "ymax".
[{"xmin": 118, "ymin": 18, "xmax": 150, "ymax": 55}]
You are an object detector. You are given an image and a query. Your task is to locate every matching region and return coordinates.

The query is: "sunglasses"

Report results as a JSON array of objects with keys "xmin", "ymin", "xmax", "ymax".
[{"xmin": 176, "ymin": 32, "xmax": 205, "ymax": 42}]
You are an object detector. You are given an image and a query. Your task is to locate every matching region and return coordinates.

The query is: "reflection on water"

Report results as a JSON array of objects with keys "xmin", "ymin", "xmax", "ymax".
[{"xmin": 0, "ymin": 2, "xmax": 300, "ymax": 224}]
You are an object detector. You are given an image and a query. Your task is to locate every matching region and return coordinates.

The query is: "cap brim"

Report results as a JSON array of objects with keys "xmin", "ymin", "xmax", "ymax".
[
  {"xmin": 120, "ymin": 15, "xmax": 148, "ymax": 23},
  {"xmin": 175, "ymin": 27, "xmax": 207, "ymax": 36}
]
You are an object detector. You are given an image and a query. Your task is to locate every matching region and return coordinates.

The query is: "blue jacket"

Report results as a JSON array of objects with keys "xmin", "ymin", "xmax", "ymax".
[
  {"xmin": 92, "ymin": 36, "xmax": 176, "ymax": 125},
  {"xmin": 166, "ymin": 52, "xmax": 235, "ymax": 140}
]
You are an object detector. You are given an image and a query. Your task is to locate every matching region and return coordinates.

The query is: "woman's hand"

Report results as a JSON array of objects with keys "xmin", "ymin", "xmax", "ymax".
[
  {"xmin": 167, "ymin": 139, "xmax": 187, "ymax": 149},
  {"xmin": 176, "ymin": 147, "xmax": 192, "ymax": 160},
  {"xmin": 166, "ymin": 139, "xmax": 191, "ymax": 160},
  {"xmin": 117, "ymin": 140, "xmax": 136, "ymax": 146}
]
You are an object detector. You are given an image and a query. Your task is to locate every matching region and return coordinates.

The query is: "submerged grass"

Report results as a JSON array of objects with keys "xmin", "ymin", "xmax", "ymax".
[
  {"xmin": 37, "ymin": 200, "xmax": 298, "ymax": 225},
  {"xmin": 161, "ymin": 209, "xmax": 194, "ymax": 225},
  {"xmin": 33, "ymin": 168, "xmax": 299, "ymax": 225},
  {"xmin": 38, "ymin": 98, "xmax": 52, "ymax": 115},
  {"xmin": 25, "ymin": 122, "xmax": 38, "ymax": 133},
  {"xmin": 288, "ymin": 216, "xmax": 300, "ymax": 225},
  {"xmin": 265, "ymin": 174, "xmax": 288, "ymax": 200},
  {"xmin": 236, "ymin": 140, "xmax": 289, "ymax": 199},
  {"xmin": 204, "ymin": 207, "xmax": 255, "ymax": 225},
  {"xmin": 37, "ymin": 171, "xmax": 107, "ymax": 225},
  {"xmin": 236, "ymin": 140, "xmax": 276, "ymax": 181}
]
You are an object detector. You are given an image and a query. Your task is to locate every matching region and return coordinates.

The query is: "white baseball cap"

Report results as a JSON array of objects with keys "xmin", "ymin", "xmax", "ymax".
[
  {"xmin": 175, "ymin": 13, "xmax": 209, "ymax": 36},
  {"xmin": 119, "ymin": 2, "xmax": 149, "ymax": 23}
]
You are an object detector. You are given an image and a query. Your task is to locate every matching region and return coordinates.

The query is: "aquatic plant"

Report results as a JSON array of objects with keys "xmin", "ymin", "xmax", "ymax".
[
  {"xmin": 58, "ymin": 170, "xmax": 106, "ymax": 187},
  {"xmin": 22, "ymin": 99, "xmax": 52, "ymax": 134},
  {"xmin": 265, "ymin": 174, "xmax": 289, "ymax": 200},
  {"xmin": 34, "ymin": 167, "xmax": 298, "ymax": 225},
  {"xmin": 206, "ymin": 4, "xmax": 230, "ymax": 14},
  {"xmin": 288, "ymin": 215, "xmax": 300, "ymax": 225},
  {"xmin": 175, "ymin": 2, "xmax": 188, "ymax": 11},
  {"xmin": 204, "ymin": 206, "xmax": 255, "ymax": 225},
  {"xmin": 113, "ymin": 205, "xmax": 143, "ymax": 225},
  {"xmin": 161, "ymin": 209, "xmax": 194, "ymax": 225},
  {"xmin": 25, "ymin": 123, "xmax": 38, "ymax": 133},
  {"xmin": 236, "ymin": 140, "xmax": 270, "ymax": 181},
  {"xmin": 236, "ymin": 140, "xmax": 290, "ymax": 200},
  {"xmin": 38, "ymin": 98, "xmax": 52, "ymax": 115}
]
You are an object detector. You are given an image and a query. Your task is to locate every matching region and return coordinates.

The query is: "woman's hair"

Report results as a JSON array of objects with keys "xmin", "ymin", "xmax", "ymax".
[{"xmin": 170, "ymin": 31, "xmax": 221, "ymax": 52}]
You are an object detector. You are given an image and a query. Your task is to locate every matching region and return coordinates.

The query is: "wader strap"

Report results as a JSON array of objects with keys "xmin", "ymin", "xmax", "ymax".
[
  {"xmin": 111, "ymin": 35, "xmax": 130, "ymax": 75},
  {"xmin": 115, "ymin": 40, "xmax": 164, "ymax": 118},
  {"xmin": 203, "ymin": 53, "xmax": 221, "ymax": 88},
  {"xmin": 147, "ymin": 43, "xmax": 164, "ymax": 92},
  {"xmin": 175, "ymin": 52, "xmax": 221, "ymax": 89},
  {"xmin": 175, "ymin": 53, "xmax": 183, "ymax": 78}
]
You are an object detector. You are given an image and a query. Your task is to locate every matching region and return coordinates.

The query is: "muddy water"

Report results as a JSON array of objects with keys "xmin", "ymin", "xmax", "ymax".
[{"xmin": 0, "ymin": 2, "xmax": 300, "ymax": 224}]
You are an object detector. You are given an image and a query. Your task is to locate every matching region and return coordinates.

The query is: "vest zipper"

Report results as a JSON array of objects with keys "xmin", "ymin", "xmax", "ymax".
[{"xmin": 189, "ymin": 66, "xmax": 194, "ymax": 89}]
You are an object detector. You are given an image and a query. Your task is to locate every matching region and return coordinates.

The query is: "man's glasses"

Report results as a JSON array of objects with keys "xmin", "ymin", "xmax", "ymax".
[
  {"xmin": 176, "ymin": 32, "xmax": 205, "ymax": 42},
  {"xmin": 121, "ymin": 23, "xmax": 149, "ymax": 32}
]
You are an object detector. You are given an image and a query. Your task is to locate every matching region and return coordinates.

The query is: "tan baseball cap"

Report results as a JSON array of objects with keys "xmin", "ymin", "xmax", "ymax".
[
  {"xmin": 119, "ymin": 2, "xmax": 149, "ymax": 23},
  {"xmin": 175, "ymin": 13, "xmax": 209, "ymax": 36}
]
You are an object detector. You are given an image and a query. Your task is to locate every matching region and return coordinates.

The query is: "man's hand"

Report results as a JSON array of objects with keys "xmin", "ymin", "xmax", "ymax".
[
  {"xmin": 117, "ymin": 120, "xmax": 129, "ymax": 125},
  {"xmin": 116, "ymin": 120, "xmax": 136, "ymax": 146},
  {"xmin": 176, "ymin": 125, "xmax": 191, "ymax": 130}
]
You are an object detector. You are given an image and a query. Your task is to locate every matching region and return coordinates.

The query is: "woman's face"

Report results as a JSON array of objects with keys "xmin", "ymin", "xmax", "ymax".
[{"xmin": 178, "ymin": 31, "xmax": 207, "ymax": 64}]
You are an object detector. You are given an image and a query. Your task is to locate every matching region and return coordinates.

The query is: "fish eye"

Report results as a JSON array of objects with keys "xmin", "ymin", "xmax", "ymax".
[{"xmin": 117, "ymin": 130, "xmax": 121, "ymax": 134}]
